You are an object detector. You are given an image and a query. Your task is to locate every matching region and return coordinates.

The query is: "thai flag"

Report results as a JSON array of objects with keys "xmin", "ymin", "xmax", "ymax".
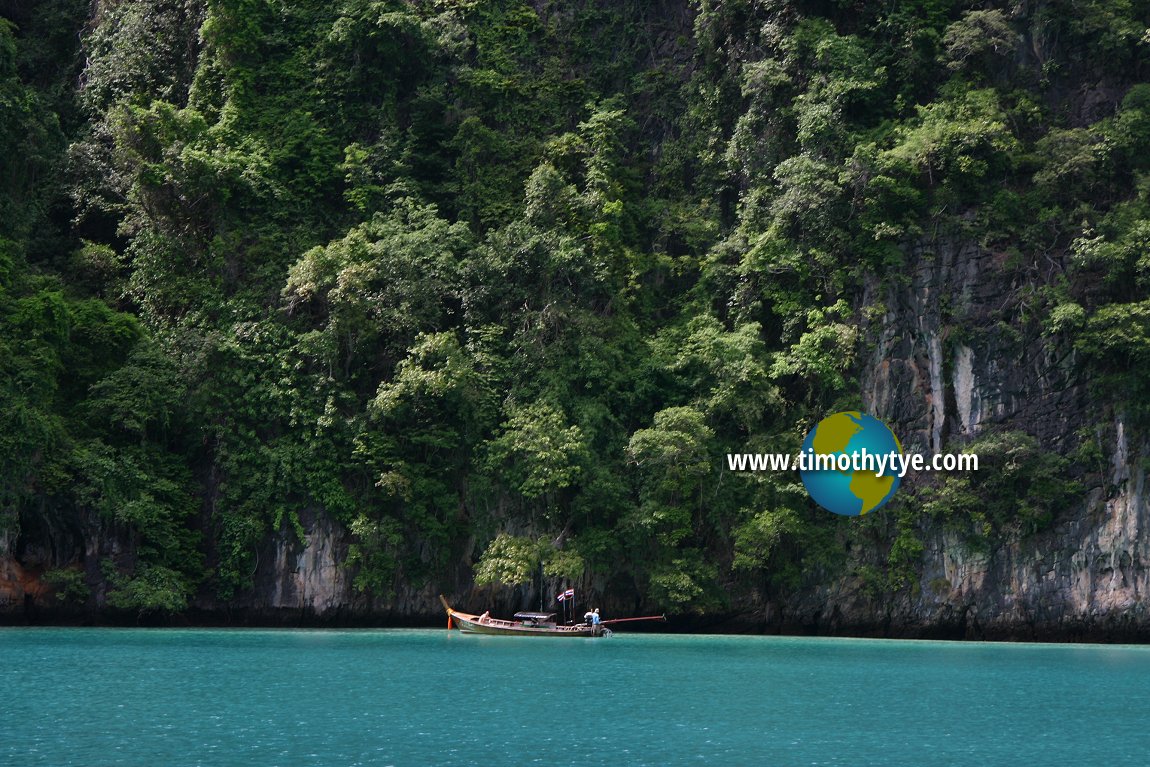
[
  {"xmin": 556, "ymin": 588, "xmax": 575, "ymax": 602},
  {"xmin": 556, "ymin": 591, "xmax": 566, "ymax": 602}
]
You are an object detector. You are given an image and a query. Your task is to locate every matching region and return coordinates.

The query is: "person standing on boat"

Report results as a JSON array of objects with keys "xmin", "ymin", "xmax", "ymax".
[
  {"xmin": 591, "ymin": 608, "xmax": 600, "ymax": 627},
  {"xmin": 584, "ymin": 609, "xmax": 594, "ymax": 625}
]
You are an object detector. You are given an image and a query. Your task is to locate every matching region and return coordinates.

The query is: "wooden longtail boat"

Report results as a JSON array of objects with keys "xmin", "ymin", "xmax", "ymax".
[{"xmin": 439, "ymin": 595, "xmax": 665, "ymax": 637}]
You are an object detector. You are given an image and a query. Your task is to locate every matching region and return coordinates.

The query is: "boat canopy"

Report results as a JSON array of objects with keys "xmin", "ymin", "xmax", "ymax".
[{"xmin": 512, "ymin": 612, "xmax": 556, "ymax": 622}]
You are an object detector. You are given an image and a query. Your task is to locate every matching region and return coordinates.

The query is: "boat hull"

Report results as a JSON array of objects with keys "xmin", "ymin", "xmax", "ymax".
[
  {"xmin": 449, "ymin": 608, "xmax": 601, "ymax": 637},
  {"xmin": 439, "ymin": 595, "xmax": 600, "ymax": 637},
  {"xmin": 436, "ymin": 596, "xmax": 658, "ymax": 637}
]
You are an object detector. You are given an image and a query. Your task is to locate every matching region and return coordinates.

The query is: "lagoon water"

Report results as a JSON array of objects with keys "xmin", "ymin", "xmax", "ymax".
[{"xmin": 3, "ymin": 628, "xmax": 1149, "ymax": 766}]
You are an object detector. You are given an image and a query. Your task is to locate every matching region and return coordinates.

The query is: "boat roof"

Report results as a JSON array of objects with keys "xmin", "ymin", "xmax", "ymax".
[{"xmin": 513, "ymin": 612, "xmax": 556, "ymax": 621}]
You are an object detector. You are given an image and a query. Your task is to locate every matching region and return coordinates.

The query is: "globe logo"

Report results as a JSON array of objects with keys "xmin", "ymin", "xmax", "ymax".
[{"xmin": 799, "ymin": 412, "xmax": 902, "ymax": 516}]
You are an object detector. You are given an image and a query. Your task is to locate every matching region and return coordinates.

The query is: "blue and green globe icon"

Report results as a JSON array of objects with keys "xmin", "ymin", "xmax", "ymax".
[{"xmin": 800, "ymin": 411, "xmax": 902, "ymax": 516}]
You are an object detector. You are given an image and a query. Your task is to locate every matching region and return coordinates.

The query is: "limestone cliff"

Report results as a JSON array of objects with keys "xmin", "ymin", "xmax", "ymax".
[{"xmin": 3, "ymin": 0, "xmax": 1149, "ymax": 640}]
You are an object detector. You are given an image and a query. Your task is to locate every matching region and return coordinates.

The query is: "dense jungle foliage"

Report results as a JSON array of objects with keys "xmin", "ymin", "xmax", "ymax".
[{"xmin": 3, "ymin": 0, "xmax": 1150, "ymax": 616}]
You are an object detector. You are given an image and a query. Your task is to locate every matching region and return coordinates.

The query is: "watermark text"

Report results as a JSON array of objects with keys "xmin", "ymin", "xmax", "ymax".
[{"xmin": 726, "ymin": 449, "xmax": 978, "ymax": 477}]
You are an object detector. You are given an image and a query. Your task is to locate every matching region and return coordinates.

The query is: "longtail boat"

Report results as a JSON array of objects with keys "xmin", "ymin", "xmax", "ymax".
[{"xmin": 439, "ymin": 595, "xmax": 665, "ymax": 637}]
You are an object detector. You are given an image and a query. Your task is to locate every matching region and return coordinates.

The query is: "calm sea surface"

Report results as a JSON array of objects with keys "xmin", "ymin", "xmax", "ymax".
[{"xmin": 2, "ymin": 627, "xmax": 1149, "ymax": 766}]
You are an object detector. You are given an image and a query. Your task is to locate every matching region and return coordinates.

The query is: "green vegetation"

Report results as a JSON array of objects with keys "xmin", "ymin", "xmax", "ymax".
[
  {"xmin": 1, "ymin": 0, "xmax": 1147, "ymax": 617},
  {"xmin": 923, "ymin": 431, "xmax": 1080, "ymax": 543}
]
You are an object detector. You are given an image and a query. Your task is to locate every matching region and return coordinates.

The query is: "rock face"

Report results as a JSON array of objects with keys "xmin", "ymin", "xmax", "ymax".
[
  {"xmin": 264, "ymin": 510, "xmax": 349, "ymax": 615},
  {"xmin": 883, "ymin": 434, "xmax": 1148, "ymax": 641},
  {"xmin": 0, "ymin": 532, "xmax": 42, "ymax": 616},
  {"xmin": 767, "ymin": 236, "xmax": 1148, "ymax": 640},
  {"xmin": 861, "ymin": 238, "xmax": 1085, "ymax": 454}
]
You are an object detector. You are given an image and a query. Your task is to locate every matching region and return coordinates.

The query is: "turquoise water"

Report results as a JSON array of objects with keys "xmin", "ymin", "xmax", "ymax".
[{"xmin": 2, "ymin": 629, "xmax": 1149, "ymax": 766}]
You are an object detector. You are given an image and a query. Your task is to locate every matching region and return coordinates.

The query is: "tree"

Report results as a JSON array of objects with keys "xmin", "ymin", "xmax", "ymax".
[
  {"xmin": 486, "ymin": 400, "xmax": 589, "ymax": 503},
  {"xmin": 626, "ymin": 406, "xmax": 714, "ymax": 547}
]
